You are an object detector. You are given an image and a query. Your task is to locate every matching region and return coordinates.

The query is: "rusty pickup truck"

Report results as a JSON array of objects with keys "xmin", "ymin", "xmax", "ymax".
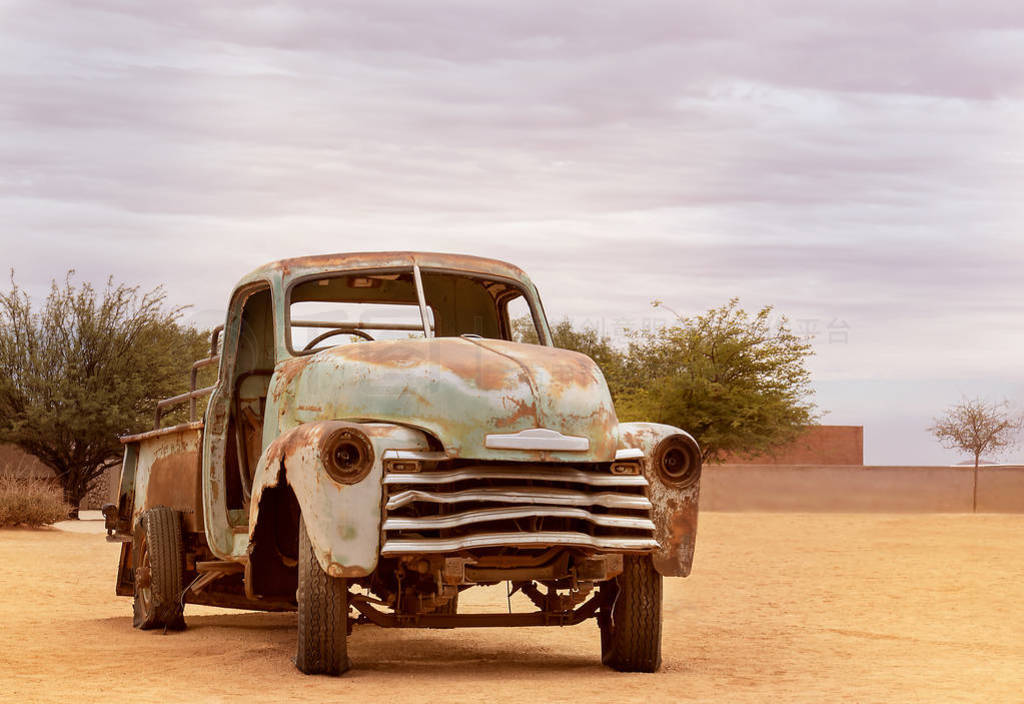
[{"xmin": 103, "ymin": 252, "xmax": 701, "ymax": 675}]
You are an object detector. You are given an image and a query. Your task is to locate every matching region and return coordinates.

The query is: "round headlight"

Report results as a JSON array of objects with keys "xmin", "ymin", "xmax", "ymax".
[
  {"xmin": 321, "ymin": 427, "xmax": 374, "ymax": 484},
  {"xmin": 653, "ymin": 434, "xmax": 701, "ymax": 487}
]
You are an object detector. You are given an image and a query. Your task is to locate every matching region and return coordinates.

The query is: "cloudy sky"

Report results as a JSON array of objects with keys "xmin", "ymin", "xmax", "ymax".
[{"xmin": 2, "ymin": 1, "xmax": 1022, "ymax": 464}]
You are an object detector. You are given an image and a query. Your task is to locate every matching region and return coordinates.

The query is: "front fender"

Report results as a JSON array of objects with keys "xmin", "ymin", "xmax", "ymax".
[
  {"xmin": 619, "ymin": 422, "xmax": 702, "ymax": 577},
  {"xmin": 249, "ymin": 420, "xmax": 431, "ymax": 577}
]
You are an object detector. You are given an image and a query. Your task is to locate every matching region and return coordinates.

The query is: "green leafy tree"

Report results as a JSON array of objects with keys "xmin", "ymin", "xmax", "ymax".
[
  {"xmin": 0, "ymin": 272, "xmax": 209, "ymax": 517},
  {"xmin": 929, "ymin": 397, "xmax": 1023, "ymax": 512},
  {"xmin": 622, "ymin": 299, "xmax": 817, "ymax": 461},
  {"xmin": 516, "ymin": 300, "xmax": 817, "ymax": 462}
]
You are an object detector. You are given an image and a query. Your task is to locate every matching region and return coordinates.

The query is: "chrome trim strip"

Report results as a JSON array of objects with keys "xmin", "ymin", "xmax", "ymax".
[
  {"xmin": 383, "ymin": 466, "xmax": 649, "ymax": 487},
  {"xmin": 381, "ymin": 531, "xmax": 660, "ymax": 555},
  {"xmin": 385, "ymin": 487, "xmax": 652, "ymax": 511},
  {"xmin": 381, "ymin": 449, "xmax": 449, "ymax": 462},
  {"xmin": 484, "ymin": 428, "xmax": 590, "ymax": 452},
  {"xmin": 614, "ymin": 448, "xmax": 645, "ymax": 461},
  {"xmin": 383, "ymin": 506, "xmax": 656, "ymax": 532}
]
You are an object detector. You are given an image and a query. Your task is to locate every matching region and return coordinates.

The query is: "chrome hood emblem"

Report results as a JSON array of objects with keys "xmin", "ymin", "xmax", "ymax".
[{"xmin": 484, "ymin": 427, "xmax": 590, "ymax": 452}]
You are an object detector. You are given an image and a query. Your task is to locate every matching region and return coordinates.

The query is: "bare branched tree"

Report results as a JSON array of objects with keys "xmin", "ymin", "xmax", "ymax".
[{"xmin": 929, "ymin": 398, "xmax": 1023, "ymax": 512}]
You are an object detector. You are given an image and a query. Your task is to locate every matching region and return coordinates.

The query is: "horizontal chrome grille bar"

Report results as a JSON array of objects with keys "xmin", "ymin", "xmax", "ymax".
[
  {"xmin": 386, "ymin": 487, "xmax": 652, "ymax": 512},
  {"xmin": 382, "ymin": 506, "xmax": 656, "ymax": 532},
  {"xmin": 381, "ymin": 449, "xmax": 449, "ymax": 462},
  {"xmin": 384, "ymin": 466, "xmax": 649, "ymax": 488},
  {"xmin": 381, "ymin": 531, "xmax": 660, "ymax": 555}
]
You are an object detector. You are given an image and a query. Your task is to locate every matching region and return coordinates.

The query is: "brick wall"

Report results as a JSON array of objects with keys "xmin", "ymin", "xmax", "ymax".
[{"xmin": 702, "ymin": 464, "xmax": 1024, "ymax": 512}]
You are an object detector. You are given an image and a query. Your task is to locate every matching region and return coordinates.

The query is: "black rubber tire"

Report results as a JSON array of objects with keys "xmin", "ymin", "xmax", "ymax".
[
  {"xmin": 295, "ymin": 517, "xmax": 349, "ymax": 676},
  {"xmin": 599, "ymin": 554, "xmax": 663, "ymax": 672},
  {"xmin": 132, "ymin": 507, "xmax": 186, "ymax": 631}
]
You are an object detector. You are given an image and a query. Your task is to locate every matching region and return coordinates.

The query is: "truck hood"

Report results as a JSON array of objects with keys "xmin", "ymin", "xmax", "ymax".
[{"xmin": 268, "ymin": 337, "xmax": 619, "ymax": 462}]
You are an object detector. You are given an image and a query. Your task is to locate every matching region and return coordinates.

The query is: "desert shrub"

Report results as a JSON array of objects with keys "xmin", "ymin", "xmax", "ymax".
[{"xmin": 0, "ymin": 472, "xmax": 70, "ymax": 527}]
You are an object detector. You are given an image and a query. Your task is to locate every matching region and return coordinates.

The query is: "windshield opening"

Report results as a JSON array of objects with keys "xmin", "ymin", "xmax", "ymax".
[{"xmin": 286, "ymin": 268, "xmax": 545, "ymax": 354}]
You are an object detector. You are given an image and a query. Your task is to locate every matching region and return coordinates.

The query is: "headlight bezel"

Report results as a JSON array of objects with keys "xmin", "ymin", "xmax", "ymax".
[
  {"xmin": 320, "ymin": 426, "xmax": 375, "ymax": 484},
  {"xmin": 652, "ymin": 433, "xmax": 702, "ymax": 488}
]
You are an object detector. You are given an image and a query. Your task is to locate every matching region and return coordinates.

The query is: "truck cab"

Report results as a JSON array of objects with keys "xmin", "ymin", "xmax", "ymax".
[{"xmin": 105, "ymin": 252, "xmax": 701, "ymax": 675}]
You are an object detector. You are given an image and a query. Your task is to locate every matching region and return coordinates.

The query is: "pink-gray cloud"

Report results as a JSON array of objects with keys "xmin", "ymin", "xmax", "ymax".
[{"xmin": 2, "ymin": 1, "xmax": 1023, "ymax": 464}]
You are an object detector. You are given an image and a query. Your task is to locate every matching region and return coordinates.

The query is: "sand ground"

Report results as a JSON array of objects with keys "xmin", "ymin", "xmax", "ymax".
[{"xmin": 1, "ymin": 513, "xmax": 1021, "ymax": 703}]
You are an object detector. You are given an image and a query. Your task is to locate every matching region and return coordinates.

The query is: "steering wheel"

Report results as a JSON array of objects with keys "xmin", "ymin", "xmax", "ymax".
[{"xmin": 302, "ymin": 328, "xmax": 374, "ymax": 351}]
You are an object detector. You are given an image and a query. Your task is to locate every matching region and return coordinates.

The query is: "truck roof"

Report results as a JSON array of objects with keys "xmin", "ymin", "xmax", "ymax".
[{"xmin": 243, "ymin": 251, "xmax": 532, "ymax": 286}]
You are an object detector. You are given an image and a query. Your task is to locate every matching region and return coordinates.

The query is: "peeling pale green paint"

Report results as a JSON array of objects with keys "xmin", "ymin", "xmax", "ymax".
[
  {"xmin": 270, "ymin": 337, "xmax": 619, "ymax": 463},
  {"xmin": 248, "ymin": 421, "xmax": 430, "ymax": 573},
  {"xmin": 189, "ymin": 253, "xmax": 697, "ymax": 578}
]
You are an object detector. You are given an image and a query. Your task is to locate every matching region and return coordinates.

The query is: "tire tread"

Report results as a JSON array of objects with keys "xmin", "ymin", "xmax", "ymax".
[
  {"xmin": 133, "ymin": 506, "xmax": 185, "ymax": 631},
  {"xmin": 295, "ymin": 518, "xmax": 349, "ymax": 675},
  {"xmin": 600, "ymin": 554, "xmax": 662, "ymax": 672}
]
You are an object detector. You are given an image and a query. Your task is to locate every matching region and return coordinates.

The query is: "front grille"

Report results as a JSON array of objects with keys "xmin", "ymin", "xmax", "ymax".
[{"xmin": 380, "ymin": 462, "xmax": 658, "ymax": 556}]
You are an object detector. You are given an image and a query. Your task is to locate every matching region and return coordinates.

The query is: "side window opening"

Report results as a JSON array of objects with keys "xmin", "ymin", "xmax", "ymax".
[{"xmin": 504, "ymin": 293, "xmax": 539, "ymax": 344}]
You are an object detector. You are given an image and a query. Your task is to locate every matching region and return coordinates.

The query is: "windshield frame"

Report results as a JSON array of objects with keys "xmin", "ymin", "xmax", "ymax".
[{"xmin": 283, "ymin": 265, "xmax": 551, "ymax": 356}]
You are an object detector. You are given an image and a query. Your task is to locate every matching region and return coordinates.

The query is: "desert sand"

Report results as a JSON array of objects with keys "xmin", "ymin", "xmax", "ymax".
[{"xmin": 1, "ymin": 513, "xmax": 1021, "ymax": 703}]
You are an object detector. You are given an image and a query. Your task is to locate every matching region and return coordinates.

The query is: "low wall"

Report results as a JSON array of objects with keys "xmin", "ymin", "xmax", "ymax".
[
  {"xmin": 0, "ymin": 443, "xmax": 52, "ymax": 479},
  {"xmin": 702, "ymin": 465, "xmax": 1024, "ymax": 512},
  {"xmin": 1, "ymin": 443, "xmax": 118, "ymax": 510}
]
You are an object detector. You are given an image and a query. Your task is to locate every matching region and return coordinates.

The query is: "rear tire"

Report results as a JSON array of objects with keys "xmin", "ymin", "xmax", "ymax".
[
  {"xmin": 132, "ymin": 507, "xmax": 185, "ymax": 631},
  {"xmin": 295, "ymin": 517, "xmax": 349, "ymax": 676},
  {"xmin": 599, "ymin": 554, "xmax": 662, "ymax": 672}
]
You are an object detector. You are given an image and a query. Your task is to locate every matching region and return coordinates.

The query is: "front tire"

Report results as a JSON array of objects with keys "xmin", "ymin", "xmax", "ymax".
[
  {"xmin": 599, "ymin": 554, "xmax": 662, "ymax": 672},
  {"xmin": 132, "ymin": 507, "xmax": 185, "ymax": 631},
  {"xmin": 295, "ymin": 516, "xmax": 349, "ymax": 676}
]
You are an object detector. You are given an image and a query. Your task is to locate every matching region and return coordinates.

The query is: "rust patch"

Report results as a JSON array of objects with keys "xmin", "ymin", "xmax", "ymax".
[
  {"xmin": 471, "ymin": 339, "xmax": 601, "ymax": 392},
  {"xmin": 263, "ymin": 420, "xmax": 376, "ymax": 471},
  {"xmin": 322, "ymin": 337, "xmax": 524, "ymax": 392},
  {"xmin": 621, "ymin": 424, "xmax": 661, "ymax": 449},
  {"xmin": 265, "ymin": 422, "xmax": 319, "ymax": 466},
  {"xmin": 493, "ymin": 395, "xmax": 538, "ymax": 428},
  {"xmin": 120, "ymin": 421, "xmax": 204, "ymax": 445},
  {"xmin": 650, "ymin": 488, "xmax": 699, "ymax": 577},
  {"xmin": 397, "ymin": 385, "xmax": 432, "ymax": 408},
  {"xmin": 143, "ymin": 448, "xmax": 204, "ymax": 533},
  {"xmin": 271, "ymin": 355, "xmax": 312, "ymax": 403},
  {"xmin": 336, "ymin": 341, "xmax": 431, "ymax": 369},
  {"xmin": 267, "ymin": 251, "xmax": 530, "ymax": 284}
]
